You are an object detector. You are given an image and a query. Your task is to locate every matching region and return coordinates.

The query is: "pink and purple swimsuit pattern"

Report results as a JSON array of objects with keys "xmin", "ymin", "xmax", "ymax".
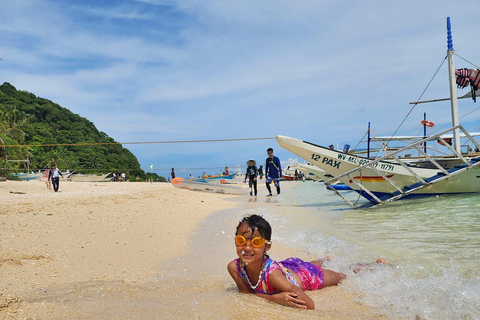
[{"xmin": 234, "ymin": 257, "xmax": 324, "ymax": 294}]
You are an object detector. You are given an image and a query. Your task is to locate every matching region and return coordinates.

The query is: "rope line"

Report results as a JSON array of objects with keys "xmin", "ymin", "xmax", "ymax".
[
  {"xmin": 1, "ymin": 137, "xmax": 276, "ymax": 148},
  {"xmin": 384, "ymin": 56, "xmax": 447, "ymax": 148},
  {"xmin": 455, "ymin": 53, "xmax": 480, "ymax": 69}
]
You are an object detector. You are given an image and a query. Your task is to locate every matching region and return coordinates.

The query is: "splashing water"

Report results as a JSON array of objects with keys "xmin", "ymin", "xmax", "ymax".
[{"xmin": 254, "ymin": 182, "xmax": 480, "ymax": 319}]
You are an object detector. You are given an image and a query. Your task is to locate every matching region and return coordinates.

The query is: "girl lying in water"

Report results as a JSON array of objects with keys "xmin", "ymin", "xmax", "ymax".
[{"xmin": 227, "ymin": 214, "xmax": 386, "ymax": 309}]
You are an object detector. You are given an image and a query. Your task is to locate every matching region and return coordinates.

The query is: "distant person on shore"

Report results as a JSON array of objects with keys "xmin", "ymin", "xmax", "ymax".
[
  {"xmin": 224, "ymin": 167, "xmax": 229, "ymax": 176},
  {"xmin": 258, "ymin": 165, "xmax": 264, "ymax": 179},
  {"xmin": 227, "ymin": 214, "xmax": 386, "ymax": 309},
  {"xmin": 244, "ymin": 158, "xmax": 258, "ymax": 196},
  {"xmin": 50, "ymin": 164, "xmax": 63, "ymax": 192},
  {"xmin": 189, "ymin": 174, "xmax": 193, "ymax": 180},
  {"xmin": 171, "ymin": 168, "xmax": 175, "ymax": 180},
  {"xmin": 265, "ymin": 148, "xmax": 282, "ymax": 196},
  {"xmin": 43, "ymin": 168, "xmax": 51, "ymax": 189},
  {"xmin": 112, "ymin": 172, "xmax": 116, "ymax": 182},
  {"xmin": 121, "ymin": 172, "xmax": 126, "ymax": 182},
  {"xmin": 202, "ymin": 172, "xmax": 207, "ymax": 178}
]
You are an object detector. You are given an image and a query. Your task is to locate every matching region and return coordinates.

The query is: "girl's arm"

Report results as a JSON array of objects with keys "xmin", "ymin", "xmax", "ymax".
[
  {"xmin": 227, "ymin": 262, "xmax": 308, "ymax": 308},
  {"xmin": 268, "ymin": 270, "xmax": 315, "ymax": 309},
  {"xmin": 227, "ymin": 261, "xmax": 252, "ymax": 293},
  {"xmin": 255, "ymin": 291, "xmax": 308, "ymax": 309}
]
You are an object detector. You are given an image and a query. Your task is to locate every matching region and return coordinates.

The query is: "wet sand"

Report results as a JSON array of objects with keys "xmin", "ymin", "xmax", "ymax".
[{"xmin": 1, "ymin": 180, "xmax": 386, "ymax": 319}]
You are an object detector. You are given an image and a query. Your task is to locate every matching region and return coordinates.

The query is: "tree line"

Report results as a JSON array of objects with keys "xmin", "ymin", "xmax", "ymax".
[{"xmin": 0, "ymin": 82, "xmax": 164, "ymax": 181}]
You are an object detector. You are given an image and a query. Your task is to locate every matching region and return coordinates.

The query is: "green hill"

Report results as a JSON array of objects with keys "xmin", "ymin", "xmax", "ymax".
[{"xmin": 0, "ymin": 82, "xmax": 148, "ymax": 180}]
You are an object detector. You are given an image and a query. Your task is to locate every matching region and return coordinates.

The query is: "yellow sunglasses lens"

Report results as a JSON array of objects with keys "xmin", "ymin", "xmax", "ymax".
[
  {"xmin": 251, "ymin": 237, "xmax": 266, "ymax": 247},
  {"xmin": 235, "ymin": 235, "xmax": 266, "ymax": 248},
  {"xmin": 235, "ymin": 235, "xmax": 246, "ymax": 246}
]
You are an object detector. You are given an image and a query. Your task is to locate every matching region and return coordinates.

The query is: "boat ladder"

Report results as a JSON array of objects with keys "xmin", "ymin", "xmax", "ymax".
[{"xmin": 324, "ymin": 125, "xmax": 480, "ymax": 208}]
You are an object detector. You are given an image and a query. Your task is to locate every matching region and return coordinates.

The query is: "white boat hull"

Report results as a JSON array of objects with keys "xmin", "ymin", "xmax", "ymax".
[
  {"xmin": 67, "ymin": 173, "xmax": 111, "ymax": 182},
  {"xmin": 171, "ymin": 177, "xmax": 250, "ymax": 195},
  {"xmin": 277, "ymin": 135, "xmax": 480, "ymax": 202},
  {"xmin": 294, "ymin": 162, "xmax": 333, "ymax": 181},
  {"xmin": 11, "ymin": 173, "xmax": 43, "ymax": 181}
]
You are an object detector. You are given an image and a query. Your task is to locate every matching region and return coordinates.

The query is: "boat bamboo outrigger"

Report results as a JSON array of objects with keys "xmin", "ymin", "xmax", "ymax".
[{"xmin": 277, "ymin": 18, "xmax": 480, "ymax": 208}]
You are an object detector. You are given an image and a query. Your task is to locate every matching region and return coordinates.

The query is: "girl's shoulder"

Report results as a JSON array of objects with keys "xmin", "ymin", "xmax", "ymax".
[
  {"xmin": 230, "ymin": 258, "xmax": 242, "ymax": 271},
  {"xmin": 264, "ymin": 257, "xmax": 283, "ymax": 274}
]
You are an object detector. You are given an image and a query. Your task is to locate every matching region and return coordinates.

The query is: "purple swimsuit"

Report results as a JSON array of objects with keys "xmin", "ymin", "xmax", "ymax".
[{"xmin": 234, "ymin": 257, "xmax": 324, "ymax": 294}]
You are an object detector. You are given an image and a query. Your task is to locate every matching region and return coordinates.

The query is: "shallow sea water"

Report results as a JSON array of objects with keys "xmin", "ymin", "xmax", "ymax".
[{"xmin": 253, "ymin": 181, "xmax": 480, "ymax": 319}]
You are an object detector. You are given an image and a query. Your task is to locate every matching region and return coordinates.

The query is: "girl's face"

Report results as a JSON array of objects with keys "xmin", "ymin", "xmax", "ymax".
[
  {"xmin": 235, "ymin": 222, "xmax": 270, "ymax": 265},
  {"xmin": 249, "ymin": 160, "xmax": 254, "ymax": 166}
]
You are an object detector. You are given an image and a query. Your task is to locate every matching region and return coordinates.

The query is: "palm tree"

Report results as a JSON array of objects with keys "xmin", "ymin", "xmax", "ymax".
[{"xmin": 0, "ymin": 106, "xmax": 33, "ymax": 169}]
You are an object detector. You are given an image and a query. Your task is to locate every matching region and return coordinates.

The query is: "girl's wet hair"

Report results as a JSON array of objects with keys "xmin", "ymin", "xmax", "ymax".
[{"xmin": 235, "ymin": 214, "xmax": 272, "ymax": 241}]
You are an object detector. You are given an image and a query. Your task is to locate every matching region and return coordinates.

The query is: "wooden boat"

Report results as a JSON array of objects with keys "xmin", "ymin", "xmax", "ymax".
[
  {"xmin": 293, "ymin": 162, "xmax": 333, "ymax": 181},
  {"xmin": 67, "ymin": 172, "xmax": 111, "ymax": 182},
  {"xmin": 277, "ymin": 18, "xmax": 480, "ymax": 208},
  {"xmin": 189, "ymin": 172, "xmax": 238, "ymax": 182},
  {"xmin": 10, "ymin": 172, "xmax": 43, "ymax": 180},
  {"xmin": 171, "ymin": 177, "xmax": 250, "ymax": 195}
]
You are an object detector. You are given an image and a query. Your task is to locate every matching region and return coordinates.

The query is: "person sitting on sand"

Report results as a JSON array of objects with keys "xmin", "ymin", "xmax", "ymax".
[{"xmin": 227, "ymin": 214, "xmax": 386, "ymax": 309}]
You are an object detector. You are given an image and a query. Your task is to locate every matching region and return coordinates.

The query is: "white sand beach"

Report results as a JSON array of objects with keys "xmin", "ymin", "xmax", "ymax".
[{"xmin": 0, "ymin": 180, "xmax": 386, "ymax": 319}]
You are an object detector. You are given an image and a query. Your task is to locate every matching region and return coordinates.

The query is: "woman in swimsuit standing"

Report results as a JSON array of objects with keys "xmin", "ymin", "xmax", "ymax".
[{"xmin": 227, "ymin": 214, "xmax": 386, "ymax": 309}]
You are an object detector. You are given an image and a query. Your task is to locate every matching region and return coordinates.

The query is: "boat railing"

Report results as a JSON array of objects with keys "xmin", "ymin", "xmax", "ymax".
[{"xmin": 325, "ymin": 124, "xmax": 480, "ymax": 208}]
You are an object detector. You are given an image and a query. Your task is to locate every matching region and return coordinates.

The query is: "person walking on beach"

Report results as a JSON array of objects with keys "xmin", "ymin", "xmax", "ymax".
[
  {"xmin": 43, "ymin": 168, "xmax": 51, "ymax": 189},
  {"xmin": 258, "ymin": 165, "xmax": 264, "ymax": 179},
  {"xmin": 49, "ymin": 164, "xmax": 63, "ymax": 192},
  {"xmin": 244, "ymin": 158, "xmax": 258, "ymax": 196},
  {"xmin": 265, "ymin": 148, "xmax": 282, "ymax": 196},
  {"xmin": 171, "ymin": 168, "xmax": 175, "ymax": 180}
]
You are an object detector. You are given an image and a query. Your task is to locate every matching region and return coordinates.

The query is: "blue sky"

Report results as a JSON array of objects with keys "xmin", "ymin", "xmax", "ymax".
[{"xmin": 1, "ymin": 0, "xmax": 480, "ymax": 178}]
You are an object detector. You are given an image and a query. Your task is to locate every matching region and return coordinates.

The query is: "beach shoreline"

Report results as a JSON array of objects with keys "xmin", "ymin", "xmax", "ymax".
[{"xmin": 1, "ymin": 180, "xmax": 386, "ymax": 319}]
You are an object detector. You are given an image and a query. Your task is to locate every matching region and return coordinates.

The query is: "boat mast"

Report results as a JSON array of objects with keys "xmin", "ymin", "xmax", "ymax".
[
  {"xmin": 367, "ymin": 122, "xmax": 371, "ymax": 158},
  {"xmin": 423, "ymin": 112, "xmax": 427, "ymax": 153},
  {"xmin": 447, "ymin": 17, "xmax": 461, "ymax": 153}
]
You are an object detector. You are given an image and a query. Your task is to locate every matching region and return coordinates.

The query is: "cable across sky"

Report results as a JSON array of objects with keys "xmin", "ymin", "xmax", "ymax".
[{"xmin": 2, "ymin": 137, "xmax": 277, "ymax": 148}]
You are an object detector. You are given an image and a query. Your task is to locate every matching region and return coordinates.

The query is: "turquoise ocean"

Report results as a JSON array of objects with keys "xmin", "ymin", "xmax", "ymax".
[{"xmin": 242, "ymin": 181, "xmax": 480, "ymax": 319}]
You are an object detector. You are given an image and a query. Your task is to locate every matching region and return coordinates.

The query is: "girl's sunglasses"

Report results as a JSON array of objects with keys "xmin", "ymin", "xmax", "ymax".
[{"xmin": 234, "ymin": 235, "xmax": 271, "ymax": 248}]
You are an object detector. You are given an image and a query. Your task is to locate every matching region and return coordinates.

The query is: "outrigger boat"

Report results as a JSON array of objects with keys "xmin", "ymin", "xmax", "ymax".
[
  {"xmin": 10, "ymin": 172, "xmax": 43, "ymax": 181},
  {"xmin": 189, "ymin": 172, "xmax": 238, "ymax": 182},
  {"xmin": 67, "ymin": 172, "xmax": 111, "ymax": 182},
  {"xmin": 277, "ymin": 18, "xmax": 480, "ymax": 208},
  {"xmin": 171, "ymin": 177, "xmax": 250, "ymax": 195},
  {"xmin": 293, "ymin": 162, "xmax": 333, "ymax": 181}
]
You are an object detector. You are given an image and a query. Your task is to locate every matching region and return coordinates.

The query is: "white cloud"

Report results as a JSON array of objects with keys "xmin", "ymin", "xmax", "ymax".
[{"xmin": 2, "ymin": 0, "xmax": 480, "ymax": 174}]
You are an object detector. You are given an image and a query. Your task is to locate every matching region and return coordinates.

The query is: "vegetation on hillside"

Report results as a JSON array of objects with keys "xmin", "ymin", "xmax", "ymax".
[{"xmin": 0, "ymin": 82, "xmax": 163, "ymax": 181}]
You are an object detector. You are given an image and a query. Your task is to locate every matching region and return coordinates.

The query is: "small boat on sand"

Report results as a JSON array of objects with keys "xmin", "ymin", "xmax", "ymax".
[
  {"xmin": 10, "ymin": 172, "xmax": 43, "ymax": 181},
  {"xmin": 189, "ymin": 172, "xmax": 238, "ymax": 182},
  {"xmin": 67, "ymin": 172, "xmax": 111, "ymax": 182},
  {"xmin": 171, "ymin": 177, "xmax": 250, "ymax": 195}
]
